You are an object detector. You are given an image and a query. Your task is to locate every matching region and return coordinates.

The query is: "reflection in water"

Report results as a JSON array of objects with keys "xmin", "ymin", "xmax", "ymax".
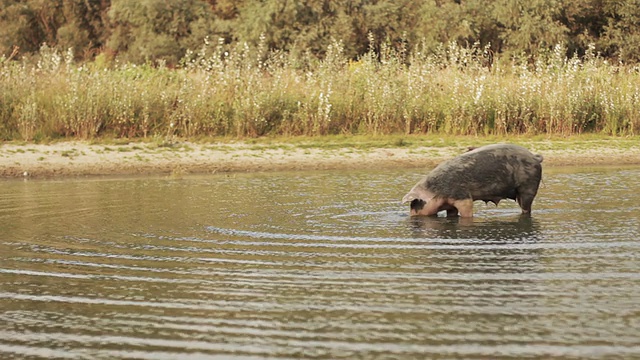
[
  {"xmin": 406, "ymin": 215, "xmax": 544, "ymax": 300},
  {"xmin": 1, "ymin": 167, "xmax": 640, "ymax": 359},
  {"xmin": 408, "ymin": 214, "xmax": 540, "ymax": 241}
]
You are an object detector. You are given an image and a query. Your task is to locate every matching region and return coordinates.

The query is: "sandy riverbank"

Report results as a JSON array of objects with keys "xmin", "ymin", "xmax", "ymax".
[{"xmin": 2, "ymin": 139, "xmax": 640, "ymax": 178}]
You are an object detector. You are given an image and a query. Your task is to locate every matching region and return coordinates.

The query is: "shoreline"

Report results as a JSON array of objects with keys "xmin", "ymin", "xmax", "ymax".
[{"xmin": 2, "ymin": 138, "xmax": 640, "ymax": 179}]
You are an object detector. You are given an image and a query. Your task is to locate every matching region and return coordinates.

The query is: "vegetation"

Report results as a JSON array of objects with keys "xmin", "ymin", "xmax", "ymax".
[
  {"xmin": 1, "ymin": 39, "xmax": 639, "ymax": 141},
  {"xmin": 1, "ymin": 0, "xmax": 640, "ymax": 141},
  {"xmin": 3, "ymin": 0, "xmax": 640, "ymax": 65}
]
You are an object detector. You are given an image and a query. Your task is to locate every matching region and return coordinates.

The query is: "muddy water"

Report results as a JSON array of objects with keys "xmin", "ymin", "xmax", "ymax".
[{"xmin": 1, "ymin": 167, "xmax": 640, "ymax": 359}]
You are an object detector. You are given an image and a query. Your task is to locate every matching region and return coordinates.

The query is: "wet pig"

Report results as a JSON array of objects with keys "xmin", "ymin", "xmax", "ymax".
[{"xmin": 402, "ymin": 144, "xmax": 543, "ymax": 217}]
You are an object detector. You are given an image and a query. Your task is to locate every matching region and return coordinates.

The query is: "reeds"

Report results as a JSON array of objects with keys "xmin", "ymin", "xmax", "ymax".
[{"xmin": 1, "ymin": 39, "xmax": 639, "ymax": 141}]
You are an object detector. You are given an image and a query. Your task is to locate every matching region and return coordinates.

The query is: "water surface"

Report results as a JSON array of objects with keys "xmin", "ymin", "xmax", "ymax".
[{"xmin": 1, "ymin": 167, "xmax": 640, "ymax": 359}]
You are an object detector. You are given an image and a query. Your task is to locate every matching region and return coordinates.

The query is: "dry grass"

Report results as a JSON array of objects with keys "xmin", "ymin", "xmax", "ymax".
[{"xmin": 1, "ymin": 41, "xmax": 640, "ymax": 142}]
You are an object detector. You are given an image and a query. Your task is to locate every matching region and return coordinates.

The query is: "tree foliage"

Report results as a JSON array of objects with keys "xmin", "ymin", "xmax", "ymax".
[
  {"xmin": 2, "ymin": 0, "xmax": 640, "ymax": 64},
  {"xmin": 0, "ymin": 0, "xmax": 108, "ymax": 59},
  {"xmin": 106, "ymin": 0, "xmax": 216, "ymax": 64}
]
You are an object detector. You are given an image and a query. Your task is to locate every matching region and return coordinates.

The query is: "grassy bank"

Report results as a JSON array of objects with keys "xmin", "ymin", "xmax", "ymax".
[{"xmin": 1, "ymin": 41, "xmax": 640, "ymax": 142}]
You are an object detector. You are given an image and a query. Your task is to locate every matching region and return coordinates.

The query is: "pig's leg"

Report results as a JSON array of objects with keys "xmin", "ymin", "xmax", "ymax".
[
  {"xmin": 452, "ymin": 198, "xmax": 474, "ymax": 218},
  {"xmin": 517, "ymin": 190, "xmax": 537, "ymax": 214},
  {"xmin": 441, "ymin": 202, "xmax": 459, "ymax": 217}
]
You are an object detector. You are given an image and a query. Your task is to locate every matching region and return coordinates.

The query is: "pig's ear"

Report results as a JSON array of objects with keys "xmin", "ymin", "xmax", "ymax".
[
  {"xmin": 402, "ymin": 192, "xmax": 416, "ymax": 203},
  {"xmin": 402, "ymin": 190, "xmax": 428, "ymax": 204}
]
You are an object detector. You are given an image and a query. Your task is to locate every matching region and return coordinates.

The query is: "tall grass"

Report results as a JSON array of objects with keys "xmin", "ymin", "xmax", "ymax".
[{"xmin": 1, "ymin": 39, "xmax": 640, "ymax": 141}]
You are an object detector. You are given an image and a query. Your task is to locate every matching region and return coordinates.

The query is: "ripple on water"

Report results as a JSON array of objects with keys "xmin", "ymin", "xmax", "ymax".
[{"xmin": 1, "ymin": 168, "xmax": 640, "ymax": 359}]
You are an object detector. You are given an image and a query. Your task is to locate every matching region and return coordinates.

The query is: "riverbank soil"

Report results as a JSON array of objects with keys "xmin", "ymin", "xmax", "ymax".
[{"xmin": 1, "ymin": 137, "xmax": 639, "ymax": 178}]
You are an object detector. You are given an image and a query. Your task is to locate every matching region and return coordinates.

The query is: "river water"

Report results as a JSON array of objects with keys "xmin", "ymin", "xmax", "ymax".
[{"xmin": 1, "ymin": 166, "xmax": 639, "ymax": 359}]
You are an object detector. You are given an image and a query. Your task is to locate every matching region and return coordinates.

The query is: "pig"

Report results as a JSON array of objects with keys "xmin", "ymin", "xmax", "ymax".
[{"xmin": 402, "ymin": 144, "xmax": 543, "ymax": 217}]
